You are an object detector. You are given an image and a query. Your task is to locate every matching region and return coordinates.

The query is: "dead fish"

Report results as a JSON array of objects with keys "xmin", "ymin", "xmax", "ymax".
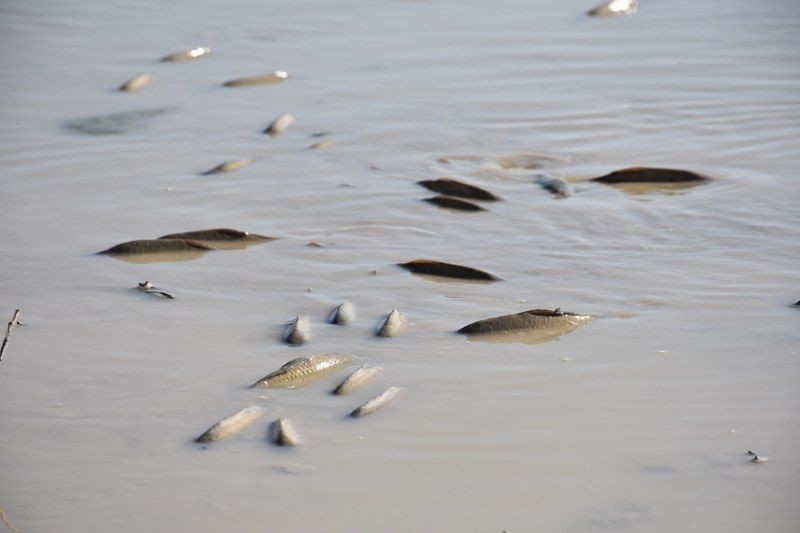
[
  {"xmin": 264, "ymin": 113, "xmax": 295, "ymax": 136},
  {"xmin": 376, "ymin": 309, "xmax": 404, "ymax": 337},
  {"xmin": 423, "ymin": 195, "xmax": 486, "ymax": 212},
  {"xmin": 160, "ymin": 46, "xmax": 211, "ymax": 62},
  {"xmin": 350, "ymin": 386, "xmax": 403, "ymax": 417},
  {"xmin": 223, "ymin": 71, "xmax": 288, "ymax": 87},
  {"xmin": 417, "ymin": 178, "xmax": 501, "ymax": 201},
  {"xmin": 283, "ymin": 316, "xmax": 310, "ymax": 346},
  {"xmin": 592, "ymin": 167, "xmax": 710, "ymax": 184},
  {"xmin": 399, "ymin": 259, "xmax": 501, "ymax": 281},
  {"xmin": 98, "ymin": 239, "xmax": 213, "ymax": 255},
  {"xmin": 457, "ymin": 308, "xmax": 592, "ymax": 335},
  {"xmin": 332, "ymin": 364, "xmax": 382, "ymax": 395},
  {"xmin": 157, "ymin": 228, "xmax": 275, "ymax": 243},
  {"xmin": 196, "ymin": 405, "xmax": 264, "ymax": 443},
  {"xmin": 270, "ymin": 418, "xmax": 301, "ymax": 446},
  {"xmin": 588, "ymin": 0, "xmax": 638, "ymax": 17},
  {"xmin": 136, "ymin": 281, "xmax": 174, "ymax": 299},
  {"xmin": 328, "ymin": 302, "xmax": 356, "ymax": 325},
  {"xmin": 250, "ymin": 352, "xmax": 356, "ymax": 388},
  {"xmin": 119, "ymin": 73, "xmax": 151, "ymax": 92},
  {"xmin": 536, "ymin": 175, "xmax": 574, "ymax": 197},
  {"xmin": 201, "ymin": 159, "xmax": 250, "ymax": 175},
  {"xmin": 309, "ymin": 140, "xmax": 335, "ymax": 150},
  {"xmin": 747, "ymin": 450, "xmax": 769, "ymax": 463}
]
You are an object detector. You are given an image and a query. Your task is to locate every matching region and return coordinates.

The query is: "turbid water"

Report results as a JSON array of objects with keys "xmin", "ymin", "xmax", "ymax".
[{"xmin": 1, "ymin": 0, "xmax": 799, "ymax": 531}]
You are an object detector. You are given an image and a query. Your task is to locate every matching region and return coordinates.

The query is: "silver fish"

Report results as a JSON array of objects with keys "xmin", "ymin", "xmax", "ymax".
[
  {"xmin": 270, "ymin": 418, "xmax": 301, "ymax": 446},
  {"xmin": 196, "ymin": 405, "xmax": 264, "ymax": 443},
  {"xmin": 250, "ymin": 352, "xmax": 356, "ymax": 388},
  {"xmin": 119, "ymin": 73, "xmax": 151, "ymax": 92},
  {"xmin": 264, "ymin": 113, "xmax": 295, "ymax": 136},
  {"xmin": 223, "ymin": 71, "xmax": 288, "ymax": 87},
  {"xmin": 332, "ymin": 364, "xmax": 382, "ymax": 395},
  {"xmin": 202, "ymin": 159, "xmax": 250, "ymax": 175},
  {"xmin": 376, "ymin": 309, "xmax": 403, "ymax": 337},
  {"xmin": 161, "ymin": 46, "xmax": 211, "ymax": 62},
  {"xmin": 588, "ymin": 0, "xmax": 638, "ymax": 17},
  {"xmin": 350, "ymin": 386, "xmax": 403, "ymax": 417},
  {"xmin": 284, "ymin": 316, "xmax": 310, "ymax": 345},
  {"xmin": 328, "ymin": 302, "xmax": 355, "ymax": 325}
]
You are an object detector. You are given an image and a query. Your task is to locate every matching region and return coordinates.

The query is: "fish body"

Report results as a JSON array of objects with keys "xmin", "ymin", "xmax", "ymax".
[
  {"xmin": 119, "ymin": 74, "xmax": 151, "ymax": 92},
  {"xmin": 265, "ymin": 114, "xmax": 295, "ymax": 136},
  {"xmin": 376, "ymin": 309, "xmax": 403, "ymax": 337},
  {"xmin": 223, "ymin": 71, "xmax": 288, "ymax": 87},
  {"xmin": 399, "ymin": 259, "xmax": 501, "ymax": 281},
  {"xmin": 196, "ymin": 405, "xmax": 264, "ymax": 443},
  {"xmin": 309, "ymin": 140, "xmax": 335, "ymax": 150},
  {"xmin": 328, "ymin": 302, "xmax": 356, "ymax": 325},
  {"xmin": 332, "ymin": 364, "xmax": 382, "ymax": 395},
  {"xmin": 458, "ymin": 308, "xmax": 592, "ymax": 335},
  {"xmin": 284, "ymin": 316, "xmax": 310, "ymax": 345},
  {"xmin": 250, "ymin": 352, "xmax": 356, "ymax": 388},
  {"xmin": 270, "ymin": 418, "xmax": 301, "ymax": 446},
  {"xmin": 350, "ymin": 386, "xmax": 403, "ymax": 417},
  {"xmin": 161, "ymin": 46, "xmax": 211, "ymax": 62},
  {"xmin": 417, "ymin": 178, "xmax": 500, "ymax": 201},
  {"xmin": 423, "ymin": 195, "xmax": 486, "ymax": 211},
  {"xmin": 592, "ymin": 167, "xmax": 709, "ymax": 184},
  {"xmin": 98, "ymin": 239, "xmax": 213, "ymax": 255},
  {"xmin": 202, "ymin": 159, "xmax": 250, "ymax": 175},
  {"xmin": 158, "ymin": 228, "xmax": 274, "ymax": 243},
  {"xmin": 588, "ymin": 0, "xmax": 638, "ymax": 17},
  {"xmin": 536, "ymin": 175, "xmax": 574, "ymax": 197}
]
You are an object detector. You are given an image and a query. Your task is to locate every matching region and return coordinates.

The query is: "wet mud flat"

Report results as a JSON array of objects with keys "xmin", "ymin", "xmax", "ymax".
[{"xmin": 1, "ymin": 0, "xmax": 800, "ymax": 532}]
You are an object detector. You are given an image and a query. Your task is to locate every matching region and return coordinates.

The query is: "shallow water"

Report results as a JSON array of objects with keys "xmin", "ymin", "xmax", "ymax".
[{"xmin": 1, "ymin": 0, "xmax": 799, "ymax": 531}]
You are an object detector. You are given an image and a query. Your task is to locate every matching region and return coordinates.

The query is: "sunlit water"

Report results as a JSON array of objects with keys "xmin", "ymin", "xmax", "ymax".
[{"xmin": 1, "ymin": 0, "xmax": 799, "ymax": 531}]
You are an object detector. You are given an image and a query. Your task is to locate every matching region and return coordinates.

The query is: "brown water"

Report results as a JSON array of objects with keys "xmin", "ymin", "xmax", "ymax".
[{"xmin": 1, "ymin": 0, "xmax": 799, "ymax": 531}]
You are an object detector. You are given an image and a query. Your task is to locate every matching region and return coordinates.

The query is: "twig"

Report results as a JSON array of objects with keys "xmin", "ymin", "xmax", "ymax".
[
  {"xmin": 0, "ymin": 309, "xmax": 21, "ymax": 362},
  {"xmin": 0, "ymin": 504, "xmax": 19, "ymax": 533}
]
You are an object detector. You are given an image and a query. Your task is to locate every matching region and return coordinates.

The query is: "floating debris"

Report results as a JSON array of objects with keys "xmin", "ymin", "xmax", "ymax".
[
  {"xmin": 119, "ymin": 73, "xmax": 151, "ymax": 92},
  {"xmin": 283, "ymin": 316, "xmax": 310, "ymax": 346},
  {"xmin": 591, "ymin": 167, "xmax": 710, "ymax": 184},
  {"xmin": 536, "ymin": 175, "xmax": 574, "ymax": 198},
  {"xmin": 136, "ymin": 281, "xmax": 174, "ymax": 299},
  {"xmin": 264, "ymin": 113, "xmax": 295, "ymax": 136},
  {"xmin": 196, "ymin": 405, "xmax": 264, "ymax": 443},
  {"xmin": 328, "ymin": 302, "xmax": 355, "ymax": 325},
  {"xmin": 350, "ymin": 386, "xmax": 403, "ymax": 417},
  {"xmin": 417, "ymin": 178, "xmax": 500, "ymax": 201},
  {"xmin": 223, "ymin": 71, "xmax": 288, "ymax": 87},
  {"xmin": 0, "ymin": 309, "xmax": 21, "ymax": 362},
  {"xmin": 270, "ymin": 418, "xmax": 301, "ymax": 446},
  {"xmin": 160, "ymin": 46, "xmax": 211, "ymax": 62},
  {"xmin": 587, "ymin": 0, "xmax": 638, "ymax": 17},
  {"xmin": 376, "ymin": 309, "xmax": 404, "ymax": 337},
  {"xmin": 398, "ymin": 259, "xmax": 501, "ymax": 281},
  {"xmin": 201, "ymin": 159, "xmax": 250, "ymax": 175},
  {"xmin": 332, "ymin": 364, "xmax": 382, "ymax": 395},
  {"xmin": 65, "ymin": 108, "xmax": 168, "ymax": 135},
  {"xmin": 457, "ymin": 308, "xmax": 592, "ymax": 335},
  {"xmin": 423, "ymin": 195, "xmax": 486, "ymax": 211},
  {"xmin": 98, "ymin": 239, "xmax": 213, "ymax": 255},
  {"xmin": 250, "ymin": 352, "xmax": 356, "ymax": 388},
  {"xmin": 747, "ymin": 450, "xmax": 769, "ymax": 463}
]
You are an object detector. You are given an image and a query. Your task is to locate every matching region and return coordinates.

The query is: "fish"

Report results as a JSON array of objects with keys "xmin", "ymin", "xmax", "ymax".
[
  {"xmin": 196, "ymin": 405, "xmax": 264, "ymax": 443},
  {"xmin": 309, "ymin": 140, "xmax": 335, "ymax": 150},
  {"xmin": 157, "ymin": 228, "xmax": 275, "ymax": 243},
  {"xmin": 350, "ymin": 386, "xmax": 403, "ymax": 417},
  {"xmin": 417, "ymin": 178, "xmax": 501, "ymax": 201},
  {"xmin": 160, "ymin": 46, "xmax": 211, "ymax": 62},
  {"xmin": 136, "ymin": 281, "xmax": 174, "ymax": 299},
  {"xmin": 65, "ymin": 108, "xmax": 168, "ymax": 136},
  {"xmin": 398, "ymin": 259, "xmax": 501, "ymax": 281},
  {"xmin": 284, "ymin": 316, "xmax": 310, "ymax": 345},
  {"xmin": 223, "ymin": 71, "xmax": 288, "ymax": 87},
  {"xmin": 457, "ymin": 308, "xmax": 592, "ymax": 335},
  {"xmin": 591, "ymin": 167, "xmax": 710, "ymax": 184},
  {"xmin": 332, "ymin": 364, "xmax": 382, "ymax": 395},
  {"xmin": 587, "ymin": 0, "xmax": 638, "ymax": 17},
  {"xmin": 270, "ymin": 418, "xmax": 301, "ymax": 446},
  {"xmin": 423, "ymin": 195, "xmax": 486, "ymax": 211},
  {"xmin": 119, "ymin": 73, "xmax": 151, "ymax": 92},
  {"xmin": 264, "ymin": 114, "xmax": 295, "ymax": 136},
  {"xmin": 250, "ymin": 352, "xmax": 356, "ymax": 388},
  {"xmin": 376, "ymin": 309, "xmax": 404, "ymax": 337},
  {"xmin": 98, "ymin": 239, "xmax": 214, "ymax": 255},
  {"xmin": 328, "ymin": 302, "xmax": 355, "ymax": 325},
  {"xmin": 536, "ymin": 175, "xmax": 574, "ymax": 198},
  {"xmin": 201, "ymin": 159, "xmax": 250, "ymax": 175}
]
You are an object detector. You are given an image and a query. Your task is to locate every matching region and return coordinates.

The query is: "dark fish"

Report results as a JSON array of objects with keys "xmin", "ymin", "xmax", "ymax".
[
  {"xmin": 157, "ymin": 228, "xmax": 275, "ymax": 243},
  {"xmin": 423, "ymin": 195, "xmax": 486, "ymax": 211},
  {"xmin": 399, "ymin": 259, "xmax": 501, "ymax": 281},
  {"xmin": 98, "ymin": 239, "xmax": 213, "ymax": 255},
  {"xmin": 417, "ymin": 178, "xmax": 501, "ymax": 201},
  {"xmin": 223, "ymin": 71, "xmax": 288, "ymax": 87},
  {"xmin": 592, "ymin": 167, "xmax": 710, "ymax": 184},
  {"xmin": 457, "ymin": 308, "xmax": 592, "ymax": 335}
]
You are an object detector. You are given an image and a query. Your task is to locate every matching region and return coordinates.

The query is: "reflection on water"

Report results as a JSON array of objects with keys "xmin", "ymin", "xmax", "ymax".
[
  {"xmin": 407, "ymin": 272, "xmax": 498, "ymax": 285},
  {"xmin": 597, "ymin": 180, "xmax": 711, "ymax": 196},
  {"xmin": 463, "ymin": 327, "xmax": 574, "ymax": 345},
  {"xmin": 64, "ymin": 108, "xmax": 169, "ymax": 136},
  {"xmin": 106, "ymin": 250, "xmax": 210, "ymax": 264}
]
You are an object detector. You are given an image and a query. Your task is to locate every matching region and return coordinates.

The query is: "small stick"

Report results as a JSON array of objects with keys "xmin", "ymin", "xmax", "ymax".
[
  {"xmin": 0, "ymin": 309, "xmax": 21, "ymax": 362},
  {"xmin": 0, "ymin": 504, "xmax": 20, "ymax": 533}
]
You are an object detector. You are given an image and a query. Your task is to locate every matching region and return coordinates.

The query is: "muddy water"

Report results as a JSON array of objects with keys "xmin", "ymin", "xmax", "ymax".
[{"xmin": 1, "ymin": 0, "xmax": 799, "ymax": 531}]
